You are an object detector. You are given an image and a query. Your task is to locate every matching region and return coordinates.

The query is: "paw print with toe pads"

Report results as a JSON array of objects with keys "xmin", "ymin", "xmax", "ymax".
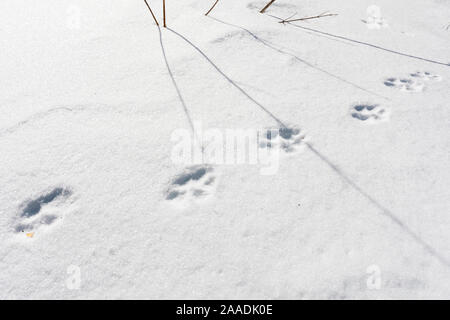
[
  {"xmin": 166, "ymin": 166, "xmax": 217, "ymax": 203},
  {"xmin": 13, "ymin": 187, "xmax": 72, "ymax": 236},
  {"xmin": 384, "ymin": 77, "xmax": 424, "ymax": 92},
  {"xmin": 351, "ymin": 104, "xmax": 389, "ymax": 123},
  {"xmin": 384, "ymin": 71, "xmax": 442, "ymax": 92},
  {"xmin": 259, "ymin": 126, "xmax": 305, "ymax": 154},
  {"xmin": 410, "ymin": 71, "xmax": 442, "ymax": 82}
]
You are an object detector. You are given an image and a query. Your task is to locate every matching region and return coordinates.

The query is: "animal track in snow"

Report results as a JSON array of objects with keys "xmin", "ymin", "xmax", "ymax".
[
  {"xmin": 384, "ymin": 77, "xmax": 424, "ymax": 92},
  {"xmin": 363, "ymin": 17, "xmax": 388, "ymax": 29},
  {"xmin": 410, "ymin": 71, "xmax": 442, "ymax": 82},
  {"xmin": 166, "ymin": 166, "xmax": 217, "ymax": 202},
  {"xmin": 351, "ymin": 104, "xmax": 389, "ymax": 123},
  {"xmin": 13, "ymin": 187, "xmax": 72, "ymax": 235},
  {"xmin": 259, "ymin": 127, "xmax": 305, "ymax": 153},
  {"xmin": 384, "ymin": 71, "xmax": 442, "ymax": 92}
]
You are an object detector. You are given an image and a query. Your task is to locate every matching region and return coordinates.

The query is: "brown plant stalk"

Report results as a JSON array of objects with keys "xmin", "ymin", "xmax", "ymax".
[
  {"xmin": 163, "ymin": 0, "xmax": 167, "ymax": 27},
  {"xmin": 260, "ymin": 0, "xmax": 276, "ymax": 14},
  {"xmin": 279, "ymin": 12, "xmax": 338, "ymax": 24},
  {"xmin": 143, "ymin": 0, "xmax": 159, "ymax": 26},
  {"xmin": 205, "ymin": 0, "xmax": 219, "ymax": 16}
]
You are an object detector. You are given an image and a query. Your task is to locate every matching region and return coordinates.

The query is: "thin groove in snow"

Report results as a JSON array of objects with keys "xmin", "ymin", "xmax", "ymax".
[
  {"xmin": 157, "ymin": 26, "xmax": 203, "ymax": 151},
  {"xmin": 167, "ymin": 27, "xmax": 288, "ymax": 128},
  {"xmin": 209, "ymin": 17, "xmax": 389, "ymax": 100},
  {"xmin": 306, "ymin": 143, "xmax": 450, "ymax": 268},
  {"xmin": 275, "ymin": 16, "xmax": 450, "ymax": 67}
]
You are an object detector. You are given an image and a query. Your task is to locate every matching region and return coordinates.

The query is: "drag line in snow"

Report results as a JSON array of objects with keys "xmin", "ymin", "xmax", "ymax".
[
  {"xmin": 166, "ymin": 27, "xmax": 288, "ymax": 129},
  {"xmin": 157, "ymin": 26, "xmax": 204, "ymax": 152},
  {"xmin": 306, "ymin": 142, "xmax": 450, "ymax": 269},
  {"xmin": 272, "ymin": 16, "xmax": 450, "ymax": 67},
  {"xmin": 209, "ymin": 16, "xmax": 389, "ymax": 100},
  {"xmin": 0, "ymin": 106, "xmax": 81, "ymax": 138},
  {"xmin": 157, "ymin": 27, "xmax": 196, "ymax": 137},
  {"xmin": 0, "ymin": 104, "xmax": 126, "ymax": 139}
]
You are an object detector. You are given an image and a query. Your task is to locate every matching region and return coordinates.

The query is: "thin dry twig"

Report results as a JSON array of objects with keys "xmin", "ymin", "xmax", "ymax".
[
  {"xmin": 279, "ymin": 12, "xmax": 338, "ymax": 24},
  {"xmin": 260, "ymin": 0, "xmax": 276, "ymax": 14},
  {"xmin": 205, "ymin": 0, "xmax": 219, "ymax": 16},
  {"xmin": 144, "ymin": 0, "xmax": 159, "ymax": 26},
  {"xmin": 163, "ymin": 0, "xmax": 167, "ymax": 27},
  {"xmin": 283, "ymin": 12, "xmax": 298, "ymax": 21}
]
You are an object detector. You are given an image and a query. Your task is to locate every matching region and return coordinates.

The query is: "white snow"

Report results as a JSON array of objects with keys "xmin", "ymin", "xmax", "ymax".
[{"xmin": 0, "ymin": 0, "xmax": 449, "ymax": 299}]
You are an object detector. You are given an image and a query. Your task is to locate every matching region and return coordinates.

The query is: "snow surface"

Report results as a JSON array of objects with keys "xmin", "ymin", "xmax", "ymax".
[{"xmin": 1, "ymin": 0, "xmax": 449, "ymax": 299}]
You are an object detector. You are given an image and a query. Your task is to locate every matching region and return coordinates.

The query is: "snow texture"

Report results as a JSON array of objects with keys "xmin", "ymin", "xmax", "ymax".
[{"xmin": 0, "ymin": 0, "xmax": 449, "ymax": 299}]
